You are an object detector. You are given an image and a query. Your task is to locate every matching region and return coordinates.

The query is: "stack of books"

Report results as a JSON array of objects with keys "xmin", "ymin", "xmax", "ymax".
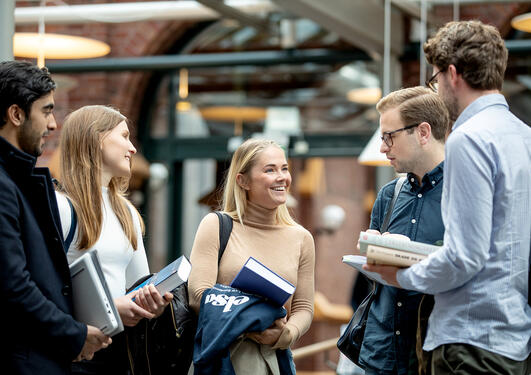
[{"xmin": 358, "ymin": 231, "xmax": 442, "ymax": 267}]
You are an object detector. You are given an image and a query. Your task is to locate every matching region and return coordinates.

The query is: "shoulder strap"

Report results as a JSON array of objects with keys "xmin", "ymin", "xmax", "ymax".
[
  {"xmin": 367, "ymin": 176, "xmax": 406, "ymax": 294},
  {"xmin": 215, "ymin": 211, "xmax": 233, "ymax": 265},
  {"xmin": 64, "ymin": 197, "xmax": 77, "ymax": 253},
  {"xmin": 380, "ymin": 176, "xmax": 406, "ymax": 233}
]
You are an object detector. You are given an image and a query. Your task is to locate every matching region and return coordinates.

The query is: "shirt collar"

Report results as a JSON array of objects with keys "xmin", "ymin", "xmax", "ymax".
[
  {"xmin": 407, "ymin": 161, "xmax": 444, "ymax": 191},
  {"xmin": 453, "ymin": 93, "xmax": 508, "ymax": 132}
]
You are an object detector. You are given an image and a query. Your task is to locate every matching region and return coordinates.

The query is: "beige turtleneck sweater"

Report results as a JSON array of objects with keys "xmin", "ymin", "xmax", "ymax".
[{"xmin": 188, "ymin": 201, "xmax": 315, "ymax": 349}]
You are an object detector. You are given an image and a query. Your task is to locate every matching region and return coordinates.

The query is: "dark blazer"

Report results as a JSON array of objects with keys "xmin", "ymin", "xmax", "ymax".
[{"xmin": 0, "ymin": 136, "xmax": 86, "ymax": 375}]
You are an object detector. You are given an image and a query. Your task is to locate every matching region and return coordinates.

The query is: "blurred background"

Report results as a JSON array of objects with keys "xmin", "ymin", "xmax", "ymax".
[{"xmin": 3, "ymin": 0, "xmax": 530, "ymax": 372}]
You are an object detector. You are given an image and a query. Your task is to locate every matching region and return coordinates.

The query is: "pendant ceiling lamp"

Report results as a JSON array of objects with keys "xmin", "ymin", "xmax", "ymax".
[
  {"xmin": 14, "ymin": 33, "xmax": 110, "ymax": 60},
  {"xmin": 346, "ymin": 87, "xmax": 382, "ymax": 105},
  {"xmin": 511, "ymin": 13, "xmax": 531, "ymax": 33},
  {"xmin": 13, "ymin": 0, "xmax": 110, "ymax": 67}
]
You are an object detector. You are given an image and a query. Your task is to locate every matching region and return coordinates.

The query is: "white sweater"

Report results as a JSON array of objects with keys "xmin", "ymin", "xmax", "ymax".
[{"xmin": 56, "ymin": 187, "xmax": 149, "ymax": 298}]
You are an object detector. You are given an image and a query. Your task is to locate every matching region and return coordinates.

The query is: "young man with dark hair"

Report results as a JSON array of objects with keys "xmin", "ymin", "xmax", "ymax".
[
  {"xmin": 358, "ymin": 86, "xmax": 449, "ymax": 375},
  {"xmin": 0, "ymin": 60, "xmax": 111, "ymax": 375},
  {"xmin": 367, "ymin": 20, "xmax": 531, "ymax": 374}
]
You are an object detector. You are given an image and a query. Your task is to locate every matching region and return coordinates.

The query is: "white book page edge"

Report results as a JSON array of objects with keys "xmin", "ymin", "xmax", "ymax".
[
  {"xmin": 246, "ymin": 258, "xmax": 295, "ymax": 294},
  {"xmin": 177, "ymin": 257, "xmax": 192, "ymax": 281}
]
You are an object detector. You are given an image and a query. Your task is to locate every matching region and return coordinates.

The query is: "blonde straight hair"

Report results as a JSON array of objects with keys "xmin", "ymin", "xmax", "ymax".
[
  {"xmin": 222, "ymin": 138, "xmax": 296, "ymax": 226},
  {"xmin": 59, "ymin": 105, "xmax": 144, "ymax": 250}
]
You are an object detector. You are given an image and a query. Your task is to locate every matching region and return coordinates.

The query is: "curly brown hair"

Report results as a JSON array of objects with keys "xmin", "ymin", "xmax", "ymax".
[{"xmin": 423, "ymin": 20, "xmax": 507, "ymax": 91}]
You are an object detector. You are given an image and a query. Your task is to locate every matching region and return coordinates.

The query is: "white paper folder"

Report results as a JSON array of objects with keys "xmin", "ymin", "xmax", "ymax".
[{"xmin": 69, "ymin": 249, "xmax": 124, "ymax": 336}]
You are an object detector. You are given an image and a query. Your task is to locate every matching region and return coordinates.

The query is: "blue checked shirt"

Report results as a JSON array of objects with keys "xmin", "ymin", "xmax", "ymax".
[
  {"xmin": 398, "ymin": 94, "xmax": 531, "ymax": 361},
  {"xmin": 359, "ymin": 163, "xmax": 444, "ymax": 375}
]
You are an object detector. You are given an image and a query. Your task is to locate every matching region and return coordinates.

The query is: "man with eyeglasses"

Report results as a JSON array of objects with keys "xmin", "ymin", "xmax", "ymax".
[
  {"xmin": 366, "ymin": 20, "xmax": 531, "ymax": 374},
  {"xmin": 356, "ymin": 86, "xmax": 449, "ymax": 375}
]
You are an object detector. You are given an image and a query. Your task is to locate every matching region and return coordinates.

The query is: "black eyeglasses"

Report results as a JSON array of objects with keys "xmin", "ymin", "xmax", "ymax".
[
  {"xmin": 381, "ymin": 124, "xmax": 420, "ymax": 147},
  {"xmin": 426, "ymin": 69, "xmax": 445, "ymax": 92}
]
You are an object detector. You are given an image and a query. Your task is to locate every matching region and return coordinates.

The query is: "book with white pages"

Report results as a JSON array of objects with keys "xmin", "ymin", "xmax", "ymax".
[
  {"xmin": 230, "ymin": 257, "xmax": 295, "ymax": 306},
  {"xmin": 366, "ymin": 245, "xmax": 429, "ymax": 267},
  {"xmin": 129, "ymin": 255, "xmax": 192, "ymax": 296},
  {"xmin": 342, "ymin": 254, "xmax": 392, "ymax": 286},
  {"xmin": 358, "ymin": 231, "xmax": 441, "ymax": 256},
  {"xmin": 69, "ymin": 249, "xmax": 124, "ymax": 336}
]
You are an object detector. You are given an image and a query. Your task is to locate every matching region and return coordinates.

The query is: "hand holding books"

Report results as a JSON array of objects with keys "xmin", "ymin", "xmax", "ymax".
[
  {"xmin": 130, "ymin": 255, "xmax": 191, "ymax": 317},
  {"xmin": 134, "ymin": 283, "xmax": 173, "ymax": 319},
  {"xmin": 353, "ymin": 231, "xmax": 443, "ymax": 287},
  {"xmin": 358, "ymin": 231, "xmax": 441, "ymax": 267},
  {"xmin": 114, "ymin": 290, "xmax": 155, "ymax": 326}
]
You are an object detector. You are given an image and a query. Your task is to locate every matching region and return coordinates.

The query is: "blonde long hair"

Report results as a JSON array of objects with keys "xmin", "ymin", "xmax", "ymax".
[
  {"xmin": 59, "ymin": 105, "xmax": 143, "ymax": 250},
  {"xmin": 222, "ymin": 138, "xmax": 295, "ymax": 226}
]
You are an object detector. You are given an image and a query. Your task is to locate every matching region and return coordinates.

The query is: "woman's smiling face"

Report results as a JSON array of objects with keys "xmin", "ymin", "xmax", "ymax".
[{"xmin": 238, "ymin": 145, "xmax": 291, "ymax": 209}]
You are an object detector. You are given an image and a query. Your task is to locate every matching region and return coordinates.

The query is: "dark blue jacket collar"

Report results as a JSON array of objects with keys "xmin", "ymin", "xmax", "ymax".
[{"xmin": 0, "ymin": 135, "xmax": 37, "ymax": 178}]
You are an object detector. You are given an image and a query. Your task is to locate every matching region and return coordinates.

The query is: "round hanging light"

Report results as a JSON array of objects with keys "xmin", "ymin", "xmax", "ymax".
[
  {"xmin": 14, "ymin": 32, "xmax": 111, "ymax": 59},
  {"xmin": 511, "ymin": 13, "xmax": 531, "ymax": 33},
  {"xmin": 347, "ymin": 87, "xmax": 382, "ymax": 105}
]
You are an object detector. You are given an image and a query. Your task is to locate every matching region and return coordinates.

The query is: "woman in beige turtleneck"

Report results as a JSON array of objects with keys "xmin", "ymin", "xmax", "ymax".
[{"xmin": 188, "ymin": 138, "xmax": 315, "ymax": 373}]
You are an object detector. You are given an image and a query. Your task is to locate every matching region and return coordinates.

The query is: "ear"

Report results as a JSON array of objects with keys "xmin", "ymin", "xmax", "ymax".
[
  {"xmin": 6, "ymin": 104, "xmax": 26, "ymax": 127},
  {"xmin": 236, "ymin": 173, "xmax": 250, "ymax": 190},
  {"xmin": 447, "ymin": 64, "xmax": 460, "ymax": 88},
  {"xmin": 417, "ymin": 122, "xmax": 431, "ymax": 146}
]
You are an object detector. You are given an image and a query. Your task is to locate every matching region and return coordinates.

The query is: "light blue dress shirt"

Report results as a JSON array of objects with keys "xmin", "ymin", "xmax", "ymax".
[{"xmin": 397, "ymin": 94, "xmax": 531, "ymax": 361}]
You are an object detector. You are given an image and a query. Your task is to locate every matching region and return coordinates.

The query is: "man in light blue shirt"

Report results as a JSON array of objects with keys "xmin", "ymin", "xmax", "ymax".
[{"xmin": 365, "ymin": 20, "xmax": 531, "ymax": 374}]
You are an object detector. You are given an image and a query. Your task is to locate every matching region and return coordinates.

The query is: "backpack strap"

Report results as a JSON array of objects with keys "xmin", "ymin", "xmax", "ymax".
[
  {"xmin": 372, "ymin": 176, "xmax": 407, "ymax": 296},
  {"xmin": 380, "ymin": 176, "xmax": 406, "ymax": 233},
  {"xmin": 64, "ymin": 197, "xmax": 77, "ymax": 253},
  {"xmin": 215, "ymin": 211, "xmax": 233, "ymax": 264}
]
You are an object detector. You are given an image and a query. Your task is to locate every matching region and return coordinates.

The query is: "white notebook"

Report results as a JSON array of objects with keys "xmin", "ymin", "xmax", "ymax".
[{"xmin": 69, "ymin": 249, "xmax": 124, "ymax": 336}]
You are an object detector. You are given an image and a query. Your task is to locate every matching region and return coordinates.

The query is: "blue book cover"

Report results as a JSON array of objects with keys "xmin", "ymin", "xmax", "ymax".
[
  {"xmin": 130, "ymin": 255, "xmax": 191, "ymax": 295},
  {"xmin": 230, "ymin": 257, "xmax": 295, "ymax": 306}
]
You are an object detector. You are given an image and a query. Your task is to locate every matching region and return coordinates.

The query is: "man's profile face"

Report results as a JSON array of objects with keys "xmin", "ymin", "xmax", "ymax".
[
  {"xmin": 17, "ymin": 92, "xmax": 57, "ymax": 157},
  {"xmin": 434, "ymin": 67, "xmax": 459, "ymax": 122},
  {"xmin": 379, "ymin": 106, "xmax": 420, "ymax": 174}
]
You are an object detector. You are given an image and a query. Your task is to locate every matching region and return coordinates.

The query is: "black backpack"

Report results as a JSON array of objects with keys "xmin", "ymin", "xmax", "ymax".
[{"xmin": 125, "ymin": 212, "xmax": 233, "ymax": 375}]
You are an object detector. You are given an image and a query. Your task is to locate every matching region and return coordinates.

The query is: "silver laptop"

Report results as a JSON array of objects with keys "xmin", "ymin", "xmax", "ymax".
[{"xmin": 69, "ymin": 249, "xmax": 124, "ymax": 336}]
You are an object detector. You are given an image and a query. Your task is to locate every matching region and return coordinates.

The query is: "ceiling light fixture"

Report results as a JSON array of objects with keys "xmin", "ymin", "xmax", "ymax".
[
  {"xmin": 13, "ymin": 0, "xmax": 110, "ymax": 67},
  {"xmin": 14, "ymin": 33, "xmax": 111, "ymax": 62},
  {"xmin": 346, "ymin": 87, "xmax": 382, "ymax": 105},
  {"xmin": 511, "ymin": 12, "xmax": 531, "ymax": 33}
]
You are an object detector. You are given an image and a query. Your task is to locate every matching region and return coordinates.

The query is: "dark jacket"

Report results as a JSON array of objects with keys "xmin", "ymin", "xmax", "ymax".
[
  {"xmin": 193, "ymin": 284, "xmax": 295, "ymax": 375},
  {"xmin": 0, "ymin": 136, "xmax": 86, "ymax": 375}
]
